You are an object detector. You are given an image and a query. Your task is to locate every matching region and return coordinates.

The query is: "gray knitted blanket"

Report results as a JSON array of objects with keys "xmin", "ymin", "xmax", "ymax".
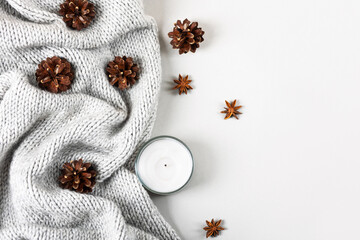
[{"xmin": 0, "ymin": 0, "xmax": 180, "ymax": 239}]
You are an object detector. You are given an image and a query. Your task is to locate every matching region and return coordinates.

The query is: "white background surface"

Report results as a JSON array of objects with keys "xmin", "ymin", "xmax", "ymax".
[{"xmin": 143, "ymin": 0, "xmax": 360, "ymax": 239}]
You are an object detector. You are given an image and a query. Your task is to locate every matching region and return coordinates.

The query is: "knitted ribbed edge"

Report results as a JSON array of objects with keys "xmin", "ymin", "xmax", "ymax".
[{"xmin": 0, "ymin": 0, "xmax": 181, "ymax": 239}]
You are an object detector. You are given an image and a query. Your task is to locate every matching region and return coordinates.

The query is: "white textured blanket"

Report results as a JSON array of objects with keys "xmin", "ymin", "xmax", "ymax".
[{"xmin": 0, "ymin": 0, "xmax": 180, "ymax": 239}]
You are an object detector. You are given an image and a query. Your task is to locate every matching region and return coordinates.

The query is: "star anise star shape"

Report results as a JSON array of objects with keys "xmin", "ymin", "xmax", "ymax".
[
  {"xmin": 221, "ymin": 100, "xmax": 242, "ymax": 120},
  {"xmin": 203, "ymin": 219, "xmax": 225, "ymax": 238},
  {"xmin": 173, "ymin": 74, "xmax": 193, "ymax": 95}
]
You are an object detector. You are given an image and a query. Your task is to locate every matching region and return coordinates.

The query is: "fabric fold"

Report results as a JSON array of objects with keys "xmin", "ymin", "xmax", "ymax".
[{"xmin": 0, "ymin": 0, "xmax": 180, "ymax": 239}]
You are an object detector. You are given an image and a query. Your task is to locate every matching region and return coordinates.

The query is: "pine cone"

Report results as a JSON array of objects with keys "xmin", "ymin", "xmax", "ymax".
[
  {"xmin": 35, "ymin": 56, "xmax": 74, "ymax": 93},
  {"xmin": 59, "ymin": 159, "xmax": 97, "ymax": 193},
  {"xmin": 168, "ymin": 19, "xmax": 205, "ymax": 54},
  {"xmin": 106, "ymin": 56, "xmax": 140, "ymax": 90},
  {"xmin": 59, "ymin": 0, "xmax": 96, "ymax": 31}
]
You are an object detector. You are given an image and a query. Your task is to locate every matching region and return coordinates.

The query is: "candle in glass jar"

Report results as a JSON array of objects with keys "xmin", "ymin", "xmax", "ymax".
[{"xmin": 135, "ymin": 136, "xmax": 194, "ymax": 195}]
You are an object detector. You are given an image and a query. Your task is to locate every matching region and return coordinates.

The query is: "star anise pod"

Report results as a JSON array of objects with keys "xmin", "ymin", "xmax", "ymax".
[
  {"xmin": 203, "ymin": 219, "xmax": 225, "ymax": 238},
  {"xmin": 221, "ymin": 100, "xmax": 242, "ymax": 120},
  {"xmin": 168, "ymin": 19, "xmax": 205, "ymax": 54},
  {"xmin": 106, "ymin": 56, "xmax": 140, "ymax": 90},
  {"xmin": 59, "ymin": 159, "xmax": 97, "ymax": 193},
  {"xmin": 59, "ymin": 0, "xmax": 96, "ymax": 31},
  {"xmin": 173, "ymin": 74, "xmax": 193, "ymax": 95},
  {"xmin": 35, "ymin": 56, "xmax": 74, "ymax": 93}
]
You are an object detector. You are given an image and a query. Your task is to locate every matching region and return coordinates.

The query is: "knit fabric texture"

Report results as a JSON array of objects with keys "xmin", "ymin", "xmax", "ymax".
[{"xmin": 0, "ymin": 0, "xmax": 180, "ymax": 239}]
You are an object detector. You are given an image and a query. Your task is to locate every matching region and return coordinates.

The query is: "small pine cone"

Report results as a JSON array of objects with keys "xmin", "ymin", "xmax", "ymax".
[
  {"xmin": 59, "ymin": 159, "xmax": 97, "ymax": 193},
  {"xmin": 168, "ymin": 19, "xmax": 205, "ymax": 54},
  {"xmin": 59, "ymin": 0, "xmax": 96, "ymax": 31},
  {"xmin": 106, "ymin": 56, "xmax": 140, "ymax": 90},
  {"xmin": 35, "ymin": 56, "xmax": 74, "ymax": 93}
]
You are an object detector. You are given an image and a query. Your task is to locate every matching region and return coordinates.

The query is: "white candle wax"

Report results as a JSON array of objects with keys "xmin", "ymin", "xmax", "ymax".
[{"xmin": 135, "ymin": 136, "xmax": 193, "ymax": 194}]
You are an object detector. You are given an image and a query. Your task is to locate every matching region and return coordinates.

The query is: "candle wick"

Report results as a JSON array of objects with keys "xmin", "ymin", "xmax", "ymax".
[{"xmin": 164, "ymin": 164, "xmax": 167, "ymax": 167}]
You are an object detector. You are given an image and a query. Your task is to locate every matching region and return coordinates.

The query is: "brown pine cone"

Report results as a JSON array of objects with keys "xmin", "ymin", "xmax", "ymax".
[
  {"xmin": 168, "ymin": 19, "xmax": 205, "ymax": 54},
  {"xmin": 106, "ymin": 56, "xmax": 140, "ymax": 90},
  {"xmin": 59, "ymin": 159, "xmax": 97, "ymax": 194},
  {"xmin": 59, "ymin": 0, "xmax": 96, "ymax": 31},
  {"xmin": 35, "ymin": 56, "xmax": 74, "ymax": 93}
]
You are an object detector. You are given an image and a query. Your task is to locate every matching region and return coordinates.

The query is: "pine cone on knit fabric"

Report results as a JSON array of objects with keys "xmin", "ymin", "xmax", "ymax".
[
  {"xmin": 35, "ymin": 56, "xmax": 74, "ymax": 93},
  {"xmin": 59, "ymin": 159, "xmax": 97, "ymax": 193},
  {"xmin": 106, "ymin": 56, "xmax": 140, "ymax": 90},
  {"xmin": 168, "ymin": 19, "xmax": 205, "ymax": 54},
  {"xmin": 59, "ymin": 0, "xmax": 96, "ymax": 31}
]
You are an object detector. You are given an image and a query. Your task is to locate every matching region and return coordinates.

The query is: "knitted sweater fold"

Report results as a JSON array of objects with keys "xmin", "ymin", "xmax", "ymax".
[{"xmin": 0, "ymin": 0, "xmax": 180, "ymax": 239}]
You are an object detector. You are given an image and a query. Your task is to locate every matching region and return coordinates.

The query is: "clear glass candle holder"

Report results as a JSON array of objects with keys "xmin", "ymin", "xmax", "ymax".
[{"xmin": 135, "ymin": 136, "xmax": 194, "ymax": 195}]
